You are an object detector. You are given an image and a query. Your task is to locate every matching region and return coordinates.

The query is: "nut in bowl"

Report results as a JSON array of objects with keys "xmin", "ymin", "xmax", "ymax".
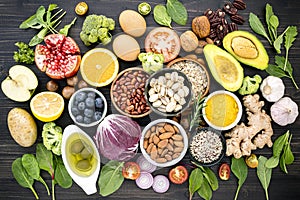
[
  {"xmin": 145, "ymin": 68, "xmax": 193, "ymax": 116},
  {"xmin": 140, "ymin": 119, "xmax": 188, "ymax": 168},
  {"xmin": 111, "ymin": 67, "xmax": 151, "ymax": 118},
  {"xmin": 202, "ymin": 90, "xmax": 242, "ymax": 130},
  {"xmin": 68, "ymin": 87, "xmax": 107, "ymax": 127},
  {"xmin": 189, "ymin": 127, "xmax": 226, "ymax": 167}
]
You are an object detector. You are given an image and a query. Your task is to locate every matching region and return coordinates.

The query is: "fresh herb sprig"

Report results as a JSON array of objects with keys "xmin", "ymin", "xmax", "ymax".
[
  {"xmin": 13, "ymin": 42, "xmax": 35, "ymax": 64},
  {"xmin": 188, "ymin": 94, "xmax": 206, "ymax": 132}
]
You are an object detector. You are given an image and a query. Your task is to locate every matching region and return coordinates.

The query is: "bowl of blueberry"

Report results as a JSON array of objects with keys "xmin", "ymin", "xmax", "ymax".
[{"xmin": 68, "ymin": 87, "xmax": 107, "ymax": 127}]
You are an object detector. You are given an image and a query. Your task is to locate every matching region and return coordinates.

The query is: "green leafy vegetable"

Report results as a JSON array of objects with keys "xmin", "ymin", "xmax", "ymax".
[
  {"xmin": 265, "ymin": 4, "xmax": 279, "ymax": 42},
  {"xmin": 12, "ymin": 158, "xmax": 39, "ymax": 199},
  {"xmin": 265, "ymin": 156, "xmax": 279, "ymax": 169},
  {"xmin": 13, "ymin": 42, "xmax": 35, "ymax": 64},
  {"xmin": 249, "ymin": 12, "xmax": 272, "ymax": 44},
  {"xmin": 273, "ymin": 27, "xmax": 289, "ymax": 53},
  {"xmin": 231, "ymin": 157, "xmax": 248, "ymax": 200},
  {"xmin": 54, "ymin": 156, "xmax": 72, "ymax": 189},
  {"xmin": 257, "ymin": 156, "xmax": 272, "ymax": 200},
  {"xmin": 59, "ymin": 17, "xmax": 77, "ymax": 36},
  {"xmin": 197, "ymin": 178, "xmax": 212, "ymax": 200},
  {"xmin": 98, "ymin": 160, "xmax": 124, "ymax": 197},
  {"xmin": 202, "ymin": 167, "xmax": 218, "ymax": 191},
  {"xmin": 283, "ymin": 26, "xmax": 298, "ymax": 70},
  {"xmin": 166, "ymin": 0, "xmax": 188, "ymax": 25},
  {"xmin": 153, "ymin": 4, "xmax": 172, "ymax": 28},
  {"xmin": 189, "ymin": 168, "xmax": 203, "ymax": 200},
  {"xmin": 22, "ymin": 154, "xmax": 50, "ymax": 195}
]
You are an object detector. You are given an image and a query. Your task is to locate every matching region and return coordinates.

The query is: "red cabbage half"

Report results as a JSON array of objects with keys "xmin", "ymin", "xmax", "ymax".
[{"xmin": 94, "ymin": 114, "xmax": 141, "ymax": 161}]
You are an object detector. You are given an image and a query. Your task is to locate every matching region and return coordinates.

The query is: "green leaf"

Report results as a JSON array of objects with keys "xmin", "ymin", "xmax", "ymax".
[
  {"xmin": 54, "ymin": 156, "xmax": 72, "ymax": 189},
  {"xmin": 265, "ymin": 156, "xmax": 279, "ymax": 169},
  {"xmin": 284, "ymin": 145, "xmax": 294, "ymax": 165},
  {"xmin": 36, "ymin": 143, "xmax": 54, "ymax": 176},
  {"xmin": 19, "ymin": 14, "xmax": 39, "ymax": 29},
  {"xmin": 249, "ymin": 12, "xmax": 272, "ymax": 44},
  {"xmin": 166, "ymin": 0, "xmax": 188, "ymax": 25},
  {"xmin": 231, "ymin": 157, "xmax": 248, "ymax": 200},
  {"xmin": 265, "ymin": 3, "xmax": 274, "ymax": 27},
  {"xmin": 273, "ymin": 27, "xmax": 289, "ymax": 54},
  {"xmin": 279, "ymin": 155, "xmax": 288, "ymax": 173},
  {"xmin": 203, "ymin": 167, "xmax": 218, "ymax": 191},
  {"xmin": 189, "ymin": 168, "xmax": 203, "ymax": 200},
  {"xmin": 153, "ymin": 5, "xmax": 172, "ymax": 28},
  {"xmin": 284, "ymin": 26, "xmax": 298, "ymax": 51},
  {"xmin": 197, "ymin": 178, "xmax": 212, "ymax": 200},
  {"xmin": 59, "ymin": 17, "xmax": 77, "ymax": 36},
  {"xmin": 257, "ymin": 156, "xmax": 272, "ymax": 200},
  {"xmin": 36, "ymin": 6, "xmax": 47, "ymax": 26},
  {"xmin": 273, "ymin": 131, "xmax": 289, "ymax": 157},
  {"xmin": 99, "ymin": 161, "xmax": 124, "ymax": 197},
  {"xmin": 266, "ymin": 64, "xmax": 287, "ymax": 78}
]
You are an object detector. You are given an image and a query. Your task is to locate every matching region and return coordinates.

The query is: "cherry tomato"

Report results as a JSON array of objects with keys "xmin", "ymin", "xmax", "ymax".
[
  {"xmin": 122, "ymin": 162, "xmax": 141, "ymax": 180},
  {"xmin": 75, "ymin": 2, "xmax": 88, "ymax": 15},
  {"xmin": 245, "ymin": 154, "xmax": 259, "ymax": 168},
  {"xmin": 168, "ymin": 166, "xmax": 188, "ymax": 184},
  {"xmin": 218, "ymin": 163, "xmax": 230, "ymax": 180}
]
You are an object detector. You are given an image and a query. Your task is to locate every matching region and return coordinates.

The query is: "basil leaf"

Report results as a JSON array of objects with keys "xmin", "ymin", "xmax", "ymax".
[
  {"xmin": 249, "ymin": 12, "xmax": 272, "ymax": 44},
  {"xmin": 257, "ymin": 156, "xmax": 272, "ymax": 200},
  {"xmin": 189, "ymin": 168, "xmax": 203, "ymax": 200},
  {"xmin": 99, "ymin": 161, "xmax": 124, "ymax": 197},
  {"xmin": 197, "ymin": 178, "xmax": 212, "ymax": 200},
  {"xmin": 231, "ymin": 157, "xmax": 248, "ymax": 200},
  {"xmin": 166, "ymin": 0, "xmax": 187, "ymax": 25},
  {"xmin": 153, "ymin": 4, "xmax": 172, "ymax": 28},
  {"xmin": 203, "ymin": 167, "xmax": 218, "ymax": 191},
  {"xmin": 265, "ymin": 156, "xmax": 279, "ymax": 169}
]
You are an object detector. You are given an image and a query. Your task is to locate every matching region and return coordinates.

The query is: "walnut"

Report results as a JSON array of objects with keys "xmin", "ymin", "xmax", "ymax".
[{"xmin": 192, "ymin": 16, "xmax": 211, "ymax": 38}]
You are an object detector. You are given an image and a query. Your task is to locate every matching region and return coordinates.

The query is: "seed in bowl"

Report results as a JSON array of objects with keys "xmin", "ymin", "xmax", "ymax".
[
  {"xmin": 169, "ymin": 60, "xmax": 208, "ymax": 98},
  {"xmin": 190, "ymin": 129, "xmax": 223, "ymax": 164},
  {"xmin": 148, "ymin": 71, "xmax": 190, "ymax": 113},
  {"xmin": 143, "ymin": 122, "xmax": 184, "ymax": 163},
  {"xmin": 112, "ymin": 69, "xmax": 150, "ymax": 116}
]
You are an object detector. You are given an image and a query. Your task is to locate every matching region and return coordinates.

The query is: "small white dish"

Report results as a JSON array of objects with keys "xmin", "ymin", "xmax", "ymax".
[{"xmin": 62, "ymin": 124, "xmax": 101, "ymax": 195}]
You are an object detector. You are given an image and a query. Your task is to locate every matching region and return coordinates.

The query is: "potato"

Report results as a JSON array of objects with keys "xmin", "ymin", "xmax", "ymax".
[{"xmin": 7, "ymin": 108, "xmax": 37, "ymax": 147}]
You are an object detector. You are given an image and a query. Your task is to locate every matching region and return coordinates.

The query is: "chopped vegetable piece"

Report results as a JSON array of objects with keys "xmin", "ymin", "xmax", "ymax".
[
  {"xmin": 75, "ymin": 2, "xmax": 88, "ymax": 15},
  {"xmin": 122, "ymin": 162, "xmax": 141, "ymax": 180},
  {"xmin": 135, "ymin": 172, "xmax": 153, "ymax": 189},
  {"xmin": 245, "ymin": 154, "xmax": 259, "ymax": 168},
  {"xmin": 138, "ymin": 2, "xmax": 151, "ymax": 15},
  {"xmin": 218, "ymin": 163, "xmax": 230, "ymax": 180},
  {"xmin": 168, "ymin": 166, "xmax": 188, "ymax": 184},
  {"xmin": 13, "ymin": 42, "xmax": 35, "ymax": 64},
  {"xmin": 138, "ymin": 52, "xmax": 164, "ymax": 74},
  {"xmin": 136, "ymin": 155, "xmax": 157, "ymax": 173},
  {"xmin": 152, "ymin": 175, "xmax": 170, "ymax": 193},
  {"xmin": 238, "ymin": 75, "xmax": 262, "ymax": 95}
]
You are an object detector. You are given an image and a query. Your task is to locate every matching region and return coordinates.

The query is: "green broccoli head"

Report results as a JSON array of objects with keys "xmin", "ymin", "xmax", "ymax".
[
  {"xmin": 238, "ymin": 74, "xmax": 262, "ymax": 95},
  {"xmin": 42, "ymin": 122, "xmax": 63, "ymax": 156}
]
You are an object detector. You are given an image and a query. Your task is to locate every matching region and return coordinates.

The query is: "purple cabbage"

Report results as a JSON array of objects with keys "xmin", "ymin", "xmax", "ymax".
[{"xmin": 94, "ymin": 114, "xmax": 141, "ymax": 161}]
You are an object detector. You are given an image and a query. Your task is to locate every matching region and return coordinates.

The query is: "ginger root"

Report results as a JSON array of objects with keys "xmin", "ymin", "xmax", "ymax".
[{"xmin": 225, "ymin": 94, "xmax": 273, "ymax": 158}]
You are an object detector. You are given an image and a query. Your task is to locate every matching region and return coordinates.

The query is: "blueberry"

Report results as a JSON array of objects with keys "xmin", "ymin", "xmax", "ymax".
[
  {"xmin": 75, "ymin": 115, "xmax": 84, "ymax": 123},
  {"xmin": 83, "ymin": 116, "xmax": 92, "ymax": 124},
  {"xmin": 71, "ymin": 107, "xmax": 80, "ymax": 116},
  {"xmin": 85, "ymin": 97, "xmax": 95, "ymax": 108},
  {"xmin": 75, "ymin": 92, "xmax": 87, "ymax": 102},
  {"xmin": 94, "ymin": 111, "xmax": 102, "ymax": 121},
  {"xmin": 73, "ymin": 100, "xmax": 79, "ymax": 106},
  {"xmin": 87, "ymin": 92, "xmax": 96, "ymax": 98},
  {"xmin": 95, "ymin": 97, "xmax": 103, "ymax": 108},
  {"xmin": 78, "ymin": 102, "xmax": 85, "ymax": 111},
  {"xmin": 84, "ymin": 108, "xmax": 94, "ymax": 118}
]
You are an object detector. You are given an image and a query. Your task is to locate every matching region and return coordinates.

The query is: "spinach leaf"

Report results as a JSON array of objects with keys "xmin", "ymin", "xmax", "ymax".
[
  {"xmin": 231, "ymin": 157, "xmax": 248, "ymax": 200},
  {"xmin": 197, "ymin": 178, "xmax": 212, "ymax": 200},
  {"xmin": 54, "ymin": 156, "xmax": 72, "ymax": 189},
  {"xmin": 22, "ymin": 154, "xmax": 50, "ymax": 195},
  {"xmin": 257, "ymin": 156, "xmax": 272, "ymax": 200},
  {"xmin": 12, "ymin": 158, "xmax": 39, "ymax": 199},
  {"xmin": 265, "ymin": 156, "xmax": 279, "ymax": 169},
  {"xmin": 279, "ymin": 154, "xmax": 288, "ymax": 173},
  {"xmin": 59, "ymin": 17, "xmax": 77, "ymax": 36},
  {"xmin": 202, "ymin": 167, "xmax": 218, "ymax": 191},
  {"xmin": 98, "ymin": 160, "xmax": 124, "ymax": 197},
  {"xmin": 284, "ymin": 145, "xmax": 294, "ymax": 165},
  {"xmin": 284, "ymin": 26, "xmax": 298, "ymax": 70},
  {"xmin": 166, "ymin": 0, "xmax": 187, "ymax": 25},
  {"xmin": 153, "ymin": 5, "xmax": 172, "ymax": 28},
  {"xmin": 249, "ymin": 12, "xmax": 272, "ymax": 44},
  {"xmin": 273, "ymin": 131, "xmax": 289, "ymax": 157},
  {"xmin": 189, "ymin": 168, "xmax": 203, "ymax": 200}
]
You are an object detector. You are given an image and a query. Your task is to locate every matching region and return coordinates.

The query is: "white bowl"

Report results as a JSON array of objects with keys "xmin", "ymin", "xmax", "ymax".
[
  {"xmin": 61, "ymin": 124, "xmax": 101, "ymax": 195},
  {"xmin": 202, "ymin": 90, "xmax": 242, "ymax": 131},
  {"xmin": 68, "ymin": 87, "xmax": 107, "ymax": 127},
  {"xmin": 140, "ymin": 119, "xmax": 188, "ymax": 168}
]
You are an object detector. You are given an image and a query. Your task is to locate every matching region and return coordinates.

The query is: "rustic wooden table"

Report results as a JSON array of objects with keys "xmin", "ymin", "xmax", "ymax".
[{"xmin": 0, "ymin": 0, "xmax": 299, "ymax": 199}]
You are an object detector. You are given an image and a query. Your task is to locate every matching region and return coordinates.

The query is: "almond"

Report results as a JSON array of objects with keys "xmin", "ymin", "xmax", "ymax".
[
  {"xmin": 143, "ymin": 139, "xmax": 149, "ymax": 149},
  {"xmin": 159, "ymin": 132, "xmax": 174, "ymax": 140},
  {"xmin": 163, "ymin": 124, "xmax": 175, "ymax": 134},
  {"xmin": 157, "ymin": 139, "xmax": 168, "ymax": 148},
  {"xmin": 146, "ymin": 143, "xmax": 154, "ymax": 154},
  {"xmin": 172, "ymin": 134, "xmax": 183, "ymax": 141},
  {"xmin": 156, "ymin": 157, "xmax": 167, "ymax": 163},
  {"xmin": 153, "ymin": 135, "xmax": 160, "ymax": 145},
  {"xmin": 174, "ymin": 140, "xmax": 184, "ymax": 148}
]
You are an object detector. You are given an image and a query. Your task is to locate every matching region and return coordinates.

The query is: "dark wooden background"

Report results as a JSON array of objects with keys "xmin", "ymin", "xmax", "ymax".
[{"xmin": 0, "ymin": 0, "xmax": 300, "ymax": 199}]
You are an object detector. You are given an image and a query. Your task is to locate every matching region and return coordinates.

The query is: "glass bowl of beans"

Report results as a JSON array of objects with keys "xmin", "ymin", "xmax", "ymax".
[
  {"xmin": 189, "ymin": 127, "xmax": 226, "ymax": 167},
  {"xmin": 110, "ymin": 67, "xmax": 151, "ymax": 118}
]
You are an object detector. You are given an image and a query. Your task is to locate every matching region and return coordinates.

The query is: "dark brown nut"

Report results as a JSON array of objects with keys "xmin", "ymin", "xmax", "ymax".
[
  {"xmin": 204, "ymin": 8, "xmax": 215, "ymax": 20},
  {"xmin": 192, "ymin": 16, "xmax": 211, "ymax": 38},
  {"xmin": 230, "ymin": 14, "xmax": 245, "ymax": 25},
  {"xmin": 223, "ymin": 2, "xmax": 238, "ymax": 15},
  {"xmin": 233, "ymin": 0, "xmax": 246, "ymax": 10},
  {"xmin": 180, "ymin": 30, "xmax": 199, "ymax": 52},
  {"xmin": 67, "ymin": 76, "xmax": 78, "ymax": 86},
  {"xmin": 62, "ymin": 86, "xmax": 75, "ymax": 99},
  {"xmin": 228, "ymin": 22, "xmax": 238, "ymax": 32},
  {"xmin": 46, "ymin": 80, "xmax": 59, "ymax": 92}
]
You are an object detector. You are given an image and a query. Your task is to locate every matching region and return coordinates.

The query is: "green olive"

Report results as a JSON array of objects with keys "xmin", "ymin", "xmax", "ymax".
[
  {"xmin": 70, "ymin": 139, "xmax": 84, "ymax": 154},
  {"xmin": 138, "ymin": 2, "xmax": 151, "ymax": 16},
  {"xmin": 76, "ymin": 159, "xmax": 92, "ymax": 171},
  {"xmin": 80, "ymin": 146, "xmax": 93, "ymax": 159}
]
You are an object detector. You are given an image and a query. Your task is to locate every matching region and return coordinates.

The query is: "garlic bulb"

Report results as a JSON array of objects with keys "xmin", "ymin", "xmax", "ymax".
[
  {"xmin": 260, "ymin": 76, "xmax": 285, "ymax": 102},
  {"xmin": 271, "ymin": 97, "xmax": 299, "ymax": 126}
]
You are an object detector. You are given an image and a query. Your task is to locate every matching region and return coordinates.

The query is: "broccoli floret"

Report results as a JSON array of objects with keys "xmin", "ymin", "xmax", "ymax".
[
  {"xmin": 138, "ymin": 52, "xmax": 164, "ymax": 74},
  {"xmin": 238, "ymin": 75, "xmax": 262, "ymax": 95},
  {"xmin": 42, "ymin": 122, "xmax": 63, "ymax": 156}
]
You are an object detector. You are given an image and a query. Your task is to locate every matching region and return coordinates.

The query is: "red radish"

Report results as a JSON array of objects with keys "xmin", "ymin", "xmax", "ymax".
[
  {"xmin": 152, "ymin": 175, "xmax": 170, "ymax": 193},
  {"xmin": 136, "ymin": 155, "xmax": 157, "ymax": 173},
  {"xmin": 35, "ymin": 34, "xmax": 81, "ymax": 79},
  {"xmin": 135, "ymin": 172, "xmax": 153, "ymax": 190}
]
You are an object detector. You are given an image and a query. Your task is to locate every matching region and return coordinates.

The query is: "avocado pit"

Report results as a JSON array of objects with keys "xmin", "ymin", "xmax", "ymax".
[{"xmin": 231, "ymin": 36, "xmax": 258, "ymax": 59}]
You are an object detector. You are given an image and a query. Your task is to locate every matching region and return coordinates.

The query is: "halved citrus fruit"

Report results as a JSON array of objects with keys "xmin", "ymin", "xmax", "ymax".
[
  {"xmin": 80, "ymin": 48, "xmax": 119, "ymax": 87},
  {"xmin": 30, "ymin": 91, "xmax": 64, "ymax": 122}
]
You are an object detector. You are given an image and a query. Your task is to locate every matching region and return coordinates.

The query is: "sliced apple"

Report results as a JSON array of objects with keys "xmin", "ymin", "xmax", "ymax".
[{"xmin": 1, "ymin": 65, "xmax": 38, "ymax": 102}]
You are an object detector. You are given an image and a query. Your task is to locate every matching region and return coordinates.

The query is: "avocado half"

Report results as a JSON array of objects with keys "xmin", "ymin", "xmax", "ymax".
[
  {"xmin": 223, "ymin": 30, "xmax": 269, "ymax": 70},
  {"xmin": 203, "ymin": 44, "xmax": 244, "ymax": 92}
]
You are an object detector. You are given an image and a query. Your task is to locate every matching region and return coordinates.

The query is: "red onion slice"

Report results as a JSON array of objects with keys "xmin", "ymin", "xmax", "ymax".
[
  {"xmin": 135, "ymin": 172, "xmax": 153, "ymax": 190},
  {"xmin": 152, "ymin": 175, "xmax": 170, "ymax": 193},
  {"xmin": 136, "ymin": 155, "xmax": 157, "ymax": 173}
]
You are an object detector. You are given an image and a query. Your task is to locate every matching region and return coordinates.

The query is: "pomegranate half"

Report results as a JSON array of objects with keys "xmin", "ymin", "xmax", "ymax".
[{"xmin": 35, "ymin": 34, "xmax": 81, "ymax": 79}]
